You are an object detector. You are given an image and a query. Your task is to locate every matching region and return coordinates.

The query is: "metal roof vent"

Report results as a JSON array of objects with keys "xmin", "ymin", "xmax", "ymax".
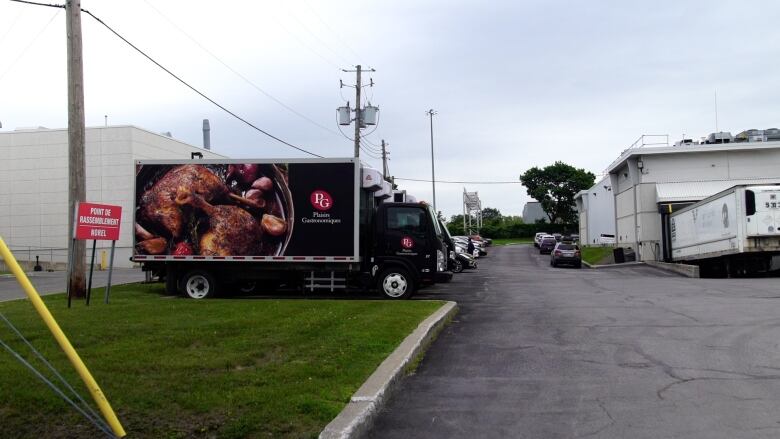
[{"xmin": 705, "ymin": 132, "xmax": 733, "ymax": 144}]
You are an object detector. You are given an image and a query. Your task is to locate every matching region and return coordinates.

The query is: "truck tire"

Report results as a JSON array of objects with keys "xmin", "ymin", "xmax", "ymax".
[
  {"xmin": 377, "ymin": 267, "xmax": 415, "ymax": 299},
  {"xmin": 181, "ymin": 270, "xmax": 217, "ymax": 299},
  {"xmin": 452, "ymin": 259, "xmax": 464, "ymax": 273}
]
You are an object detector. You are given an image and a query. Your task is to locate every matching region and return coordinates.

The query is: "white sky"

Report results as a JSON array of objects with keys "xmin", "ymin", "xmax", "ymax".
[{"xmin": 1, "ymin": 0, "xmax": 779, "ymax": 219}]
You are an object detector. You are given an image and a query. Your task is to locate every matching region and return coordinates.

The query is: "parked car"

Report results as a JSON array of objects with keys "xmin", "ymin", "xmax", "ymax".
[
  {"xmin": 451, "ymin": 251, "xmax": 478, "ymax": 272},
  {"xmin": 470, "ymin": 234, "xmax": 492, "ymax": 246},
  {"xmin": 552, "ymin": 233, "xmax": 563, "ymax": 242},
  {"xmin": 534, "ymin": 232, "xmax": 548, "ymax": 247},
  {"xmin": 539, "ymin": 236, "xmax": 557, "ymax": 254},
  {"xmin": 550, "ymin": 242, "xmax": 582, "ymax": 268}
]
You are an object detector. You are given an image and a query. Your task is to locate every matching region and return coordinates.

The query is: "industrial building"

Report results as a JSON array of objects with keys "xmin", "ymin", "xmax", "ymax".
[
  {"xmin": 574, "ymin": 176, "xmax": 615, "ymax": 245},
  {"xmin": 522, "ymin": 201, "xmax": 548, "ymax": 224},
  {"xmin": 576, "ymin": 130, "xmax": 780, "ymax": 262},
  {"xmin": 0, "ymin": 125, "xmax": 224, "ymax": 269}
]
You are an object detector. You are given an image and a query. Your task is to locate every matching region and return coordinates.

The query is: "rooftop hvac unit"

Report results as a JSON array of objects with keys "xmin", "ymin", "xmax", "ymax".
[
  {"xmin": 735, "ymin": 129, "xmax": 766, "ymax": 143},
  {"xmin": 362, "ymin": 104, "xmax": 379, "ymax": 125},
  {"xmin": 705, "ymin": 131, "xmax": 733, "ymax": 144},
  {"xmin": 337, "ymin": 106, "xmax": 351, "ymax": 125},
  {"xmin": 674, "ymin": 139, "xmax": 694, "ymax": 147}
]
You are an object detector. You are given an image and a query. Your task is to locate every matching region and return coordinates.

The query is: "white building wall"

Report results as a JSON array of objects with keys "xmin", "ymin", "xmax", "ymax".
[
  {"xmin": 607, "ymin": 141, "xmax": 780, "ymax": 261},
  {"xmin": 585, "ymin": 177, "xmax": 615, "ymax": 245},
  {"xmin": 0, "ymin": 126, "xmax": 224, "ymax": 268}
]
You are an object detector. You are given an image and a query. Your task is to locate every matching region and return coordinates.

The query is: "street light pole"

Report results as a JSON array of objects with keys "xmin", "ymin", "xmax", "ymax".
[{"xmin": 426, "ymin": 109, "xmax": 437, "ymax": 212}]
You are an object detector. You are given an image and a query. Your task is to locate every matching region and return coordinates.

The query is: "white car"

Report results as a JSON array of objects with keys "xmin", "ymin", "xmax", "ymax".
[{"xmin": 534, "ymin": 232, "xmax": 551, "ymax": 248}]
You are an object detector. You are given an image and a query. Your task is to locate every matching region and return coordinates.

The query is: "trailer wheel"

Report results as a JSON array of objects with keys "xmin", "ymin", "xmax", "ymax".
[
  {"xmin": 181, "ymin": 270, "xmax": 217, "ymax": 299},
  {"xmin": 451, "ymin": 259, "xmax": 464, "ymax": 273},
  {"xmin": 377, "ymin": 267, "xmax": 415, "ymax": 299}
]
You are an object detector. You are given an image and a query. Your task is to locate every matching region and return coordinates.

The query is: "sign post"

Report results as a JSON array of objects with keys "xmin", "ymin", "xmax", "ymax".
[{"xmin": 70, "ymin": 202, "xmax": 122, "ymax": 307}]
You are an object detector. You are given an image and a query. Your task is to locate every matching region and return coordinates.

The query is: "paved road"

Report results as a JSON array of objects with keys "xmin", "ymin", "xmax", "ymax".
[
  {"xmin": 0, "ymin": 268, "xmax": 146, "ymax": 302},
  {"xmin": 372, "ymin": 244, "xmax": 780, "ymax": 439}
]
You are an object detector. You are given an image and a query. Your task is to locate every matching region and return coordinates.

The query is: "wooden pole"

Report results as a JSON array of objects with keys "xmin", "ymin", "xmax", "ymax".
[{"xmin": 66, "ymin": 0, "xmax": 87, "ymax": 298}]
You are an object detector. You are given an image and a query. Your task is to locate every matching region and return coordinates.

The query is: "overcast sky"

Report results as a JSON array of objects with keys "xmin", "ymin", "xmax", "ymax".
[{"xmin": 1, "ymin": 1, "xmax": 779, "ymax": 218}]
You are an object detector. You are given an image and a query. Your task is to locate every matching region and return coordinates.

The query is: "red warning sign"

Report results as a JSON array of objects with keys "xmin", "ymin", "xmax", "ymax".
[{"xmin": 75, "ymin": 202, "xmax": 122, "ymax": 241}]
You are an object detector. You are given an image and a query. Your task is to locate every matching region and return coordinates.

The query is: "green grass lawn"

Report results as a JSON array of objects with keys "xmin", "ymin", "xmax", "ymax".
[
  {"xmin": 581, "ymin": 246, "xmax": 614, "ymax": 265},
  {"xmin": 491, "ymin": 238, "xmax": 533, "ymax": 246},
  {"xmin": 0, "ymin": 283, "xmax": 444, "ymax": 438}
]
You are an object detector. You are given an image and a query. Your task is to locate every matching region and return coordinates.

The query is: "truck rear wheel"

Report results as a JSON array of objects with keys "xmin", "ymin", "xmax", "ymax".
[
  {"xmin": 377, "ymin": 267, "xmax": 415, "ymax": 299},
  {"xmin": 181, "ymin": 270, "xmax": 217, "ymax": 299}
]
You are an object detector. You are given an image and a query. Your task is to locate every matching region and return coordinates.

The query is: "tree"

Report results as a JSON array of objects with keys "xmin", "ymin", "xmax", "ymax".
[
  {"xmin": 481, "ymin": 207, "xmax": 502, "ymax": 223},
  {"xmin": 519, "ymin": 161, "xmax": 595, "ymax": 224}
]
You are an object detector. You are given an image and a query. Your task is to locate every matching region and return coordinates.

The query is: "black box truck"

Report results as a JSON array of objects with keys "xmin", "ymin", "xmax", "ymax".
[{"xmin": 133, "ymin": 158, "xmax": 450, "ymax": 299}]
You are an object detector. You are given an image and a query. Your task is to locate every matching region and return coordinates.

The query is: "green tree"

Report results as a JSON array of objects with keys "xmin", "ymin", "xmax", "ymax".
[
  {"xmin": 481, "ymin": 207, "xmax": 502, "ymax": 223},
  {"xmin": 519, "ymin": 161, "xmax": 595, "ymax": 224}
]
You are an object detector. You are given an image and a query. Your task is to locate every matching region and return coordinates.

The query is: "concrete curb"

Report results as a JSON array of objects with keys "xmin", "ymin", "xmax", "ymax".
[
  {"xmin": 583, "ymin": 261, "xmax": 644, "ymax": 269},
  {"xmin": 645, "ymin": 260, "xmax": 700, "ymax": 278},
  {"xmin": 319, "ymin": 301, "xmax": 459, "ymax": 439}
]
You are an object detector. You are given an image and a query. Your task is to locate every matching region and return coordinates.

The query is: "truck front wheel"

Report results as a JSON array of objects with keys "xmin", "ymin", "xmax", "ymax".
[
  {"xmin": 377, "ymin": 267, "xmax": 415, "ymax": 299},
  {"xmin": 181, "ymin": 270, "xmax": 217, "ymax": 299}
]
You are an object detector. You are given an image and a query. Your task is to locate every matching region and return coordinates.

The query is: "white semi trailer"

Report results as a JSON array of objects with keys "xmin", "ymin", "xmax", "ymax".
[{"xmin": 669, "ymin": 185, "xmax": 780, "ymax": 276}]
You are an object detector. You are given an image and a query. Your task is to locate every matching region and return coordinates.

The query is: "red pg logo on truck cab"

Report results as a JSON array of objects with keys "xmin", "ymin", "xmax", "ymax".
[
  {"xmin": 401, "ymin": 236, "xmax": 414, "ymax": 249},
  {"xmin": 310, "ymin": 190, "xmax": 333, "ymax": 211}
]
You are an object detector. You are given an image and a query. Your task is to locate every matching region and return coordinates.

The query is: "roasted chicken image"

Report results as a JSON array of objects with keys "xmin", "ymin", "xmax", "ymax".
[
  {"xmin": 140, "ymin": 165, "xmax": 262, "ymax": 238},
  {"xmin": 175, "ymin": 190, "xmax": 262, "ymax": 256}
]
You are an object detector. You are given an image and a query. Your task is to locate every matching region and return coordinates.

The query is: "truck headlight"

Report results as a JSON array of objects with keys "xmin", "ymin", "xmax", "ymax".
[{"xmin": 437, "ymin": 250, "xmax": 445, "ymax": 272}]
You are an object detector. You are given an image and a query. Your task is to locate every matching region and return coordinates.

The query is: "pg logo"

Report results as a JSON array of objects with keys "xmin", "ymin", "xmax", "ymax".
[
  {"xmin": 401, "ymin": 236, "xmax": 414, "ymax": 249},
  {"xmin": 310, "ymin": 190, "xmax": 333, "ymax": 211}
]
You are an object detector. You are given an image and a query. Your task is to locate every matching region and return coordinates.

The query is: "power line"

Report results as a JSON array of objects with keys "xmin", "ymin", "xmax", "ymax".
[
  {"xmin": 0, "ymin": 7, "xmax": 26, "ymax": 47},
  {"xmin": 140, "ymin": 0, "xmax": 343, "ymax": 139},
  {"xmin": 11, "ymin": 0, "xmax": 325, "ymax": 157},
  {"xmin": 267, "ymin": 7, "xmax": 341, "ymax": 69},
  {"xmin": 395, "ymin": 177, "xmax": 524, "ymax": 185},
  {"xmin": 80, "ymin": 8, "xmax": 324, "ymax": 158},
  {"xmin": 0, "ymin": 8, "xmax": 60, "ymax": 82},
  {"xmin": 8, "ymin": 0, "xmax": 62, "ymax": 8},
  {"xmin": 285, "ymin": 4, "xmax": 351, "ymax": 66},
  {"xmin": 301, "ymin": 0, "xmax": 364, "ymax": 62}
]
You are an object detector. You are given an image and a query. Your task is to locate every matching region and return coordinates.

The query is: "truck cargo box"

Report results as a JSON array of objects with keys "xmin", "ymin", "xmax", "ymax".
[{"xmin": 133, "ymin": 158, "xmax": 359, "ymax": 263}]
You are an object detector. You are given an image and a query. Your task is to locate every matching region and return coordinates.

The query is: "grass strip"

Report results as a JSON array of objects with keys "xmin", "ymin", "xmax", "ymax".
[
  {"xmin": 491, "ymin": 238, "xmax": 533, "ymax": 246},
  {"xmin": 581, "ymin": 246, "xmax": 614, "ymax": 265},
  {"xmin": 0, "ymin": 283, "xmax": 443, "ymax": 438}
]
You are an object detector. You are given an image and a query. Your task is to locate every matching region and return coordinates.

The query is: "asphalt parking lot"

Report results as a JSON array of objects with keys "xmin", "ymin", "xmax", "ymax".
[
  {"xmin": 372, "ymin": 244, "xmax": 780, "ymax": 438},
  {"xmin": 0, "ymin": 268, "xmax": 146, "ymax": 302}
]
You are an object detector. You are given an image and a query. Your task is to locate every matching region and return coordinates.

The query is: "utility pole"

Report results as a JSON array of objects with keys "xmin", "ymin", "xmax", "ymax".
[
  {"xmin": 66, "ymin": 0, "xmax": 87, "ymax": 297},
  {"xmin": 353, "ymin": 65, "xmax": 362, "ymax": 158},
  {"xmin": 381, "ymin": 139, "xmax": 389, "ymax": 179},
  {"xmin": 339, "ymin": 65, "xmax": 376, "ymax": 158},
  {"xmin": 427, "ymin": 109, "xmax": 437, "ymax": 211}
]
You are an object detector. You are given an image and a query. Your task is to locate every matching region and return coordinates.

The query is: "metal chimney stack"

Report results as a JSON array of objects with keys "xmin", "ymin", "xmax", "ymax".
[{"xmin": 202, "ymin": 119, "xmax": 211, "ymax": 150}]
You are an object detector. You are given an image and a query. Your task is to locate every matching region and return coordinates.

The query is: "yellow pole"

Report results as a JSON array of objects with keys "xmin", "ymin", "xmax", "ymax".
[
  {"xmin": 0, "ymin": 236, "xmax": 126, "ymax": 437},
  {"xmin": 100, "ymin": 250, "xmax": 107, "ymax": 271}
]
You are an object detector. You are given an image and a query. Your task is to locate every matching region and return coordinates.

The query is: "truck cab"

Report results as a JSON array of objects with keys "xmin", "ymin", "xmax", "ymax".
[{"xmin": 369, "ymin": 202, "xmax": 449, "ymax": 298}]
